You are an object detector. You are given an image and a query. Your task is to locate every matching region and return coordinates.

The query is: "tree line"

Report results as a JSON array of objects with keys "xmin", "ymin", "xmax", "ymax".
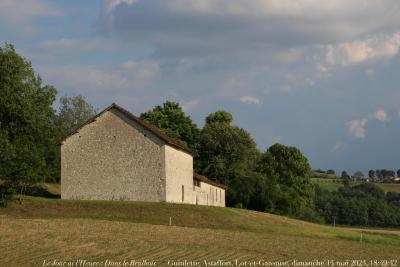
[
  {"xmin": 1, "ymin": 43, "xmax": 400, "ymax": 227},
  {"xmin": 0, "ymin": 44, "xmax": 96, "ymax": 205},
  {"xmin": 141, "ymin": 102, "xmax": 316, "ymax": 220},
  {"xmin": 315, "ymin": 183, "xmax": 400, "ymax": 227}
]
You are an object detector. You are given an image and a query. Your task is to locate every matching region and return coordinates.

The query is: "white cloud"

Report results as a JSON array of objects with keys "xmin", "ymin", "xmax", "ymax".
[
  {"xmin": 181, "ymin": 99, "xmax": 200, "ymax": 112},
  {"xmin": 95, "ymin": 0, "xmax": 400, "ymax": 99},
  {"xmin": 316, "ymin": 64, "xmax": 329, "ymax": 73},
  {"xmin": 0, "ymin": 0, "xmax": 61, "ymax": 23},
  {"xmin": 274, "ymin": 48, "xmax": 304, "ymax": 64},
  {"xmin": 365, "ymin": 68, "xmax": 375, "ymax": 76},
  {"xmin": 239, "ymin": 96, "xmax": 262, "ymax": 105},
  {"xmin": 105, "ymin": 0, "xmax": 137, "ymax": 11},
  {"xmin": 0, "ymin": 1, "xmax": 62, "ymax": 38},
  {"xmin": 347, "ymin": 118, "xmax": 368, "ymax": 139},
  {"xmin": 38, "ymin": 60, "xmax": 160, "ymax": 94},
  {"xmin": 39, "ymin": 38, "xmax": 116, "ymax": 52},
  {"xmin": 120, "ymin": 60, "xmax": 160, "ymax": 83},
  {"xmin": 324, "ymin": 32, "xmax": 400, "ymax": 66},
  {"xmin": 373, "ymin": 110, "xmax": 389, "ymax": 122},
  {"xmin": 332, "ymin": 142, "xmax": 345, "ymax": 152}
]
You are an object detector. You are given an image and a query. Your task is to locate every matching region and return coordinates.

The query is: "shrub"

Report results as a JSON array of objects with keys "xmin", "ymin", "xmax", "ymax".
[{"xmin": 0, "ymin": 183, "xmax": 15, "ymax": 207}]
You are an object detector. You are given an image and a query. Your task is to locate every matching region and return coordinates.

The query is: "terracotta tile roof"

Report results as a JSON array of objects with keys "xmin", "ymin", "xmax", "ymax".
[
  {"xmin": 59, "ymin": 103, "xmax": 193, "ymax": 155},
  {"xmin": 193, "ymin": 172, "xmax": 227, "ymax": 190}
]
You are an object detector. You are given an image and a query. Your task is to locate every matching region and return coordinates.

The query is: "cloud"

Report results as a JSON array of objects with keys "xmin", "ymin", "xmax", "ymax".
[
  {"xmin": 99, "ymin": 0, "xmax": 400, "ymax": 58},
  {"xmin": 373, "ymin": 110, "xmax": 389, "ymax": 122},
  {"xmin": 274, "ymin": 48, "xmax": 304, "ymax": 64},
  {"xmin": 0, "ymin": 0, "xmax": 61, "ymax": 22},
  {"xmin": 91, "ymin": 0, "xmax": 400, "ymax": 102},
  {"xmin": 365, "ymin": 68, "xmax": 376, "ymax": 76},
  {"xmin": 347, "ymin": 118, "xmax": 368, "ymax": 139},
  {"xmin": 39, "ymin": 38, "xmax": 116, "ymax": 52},
  {"xmin": 181, "ymin": 99, "xmax": 200, "ymax": 112},
  {"xmin": 239, "ymin": 96, "xmax": 262, "ymax": 105},
  {"xmin": 38, "ymin": 60, "xmax": 160, "ymax": 96},
  {"xmin": 332, "ymin": 142, "xmax": 345, "ymax": 152},
  {"xmin": 324, "ymin": 32, "xmax": 400, "ymax": 66}
]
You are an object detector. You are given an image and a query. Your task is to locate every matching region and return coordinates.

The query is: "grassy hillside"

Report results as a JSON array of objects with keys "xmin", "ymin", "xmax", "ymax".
[
  {"xmin": 378, "ymin": 183, "xmax": 400, "ymax": 193},
  {"xmin": 311, "ymin": 178, "xmax": 343, "ymax": 192},
  {"xmin": 311, "ymin": 178, "xmax": 400, "ymax": 193},
  {"xmin": 1, "ymin": 197, "xmax": 399, "ymax": 266}
]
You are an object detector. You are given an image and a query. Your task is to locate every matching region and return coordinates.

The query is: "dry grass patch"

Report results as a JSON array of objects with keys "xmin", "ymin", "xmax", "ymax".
[
  {"xmin": 1, "ymin": 197, "xmax": 399, "ymax": 266},
  {"xmin": 1, "ymin": 217, "xmax": 399, "ymax": 267}
]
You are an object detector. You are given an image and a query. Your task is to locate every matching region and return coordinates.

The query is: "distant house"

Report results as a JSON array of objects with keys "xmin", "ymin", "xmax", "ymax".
[{"xmin": 60, "ymin": 103, "xmax": 226, "ymax": 207}]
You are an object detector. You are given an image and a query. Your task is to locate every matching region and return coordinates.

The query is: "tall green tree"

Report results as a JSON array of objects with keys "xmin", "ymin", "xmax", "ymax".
[
  {"xmin": 197, "ymin": 110, "xmax": 260, "ymax": 207},
  {"xmin": 258, "ymin": 143, "xmax": 315, "ymax": 218},
  {"xmin": 0, "ymin": 44, "xmax": 58, "ymax": 191},
  {"xmin": 57, "ymin": 95, "xmax": 97, "ymax": 139},
  {"xmin": 49, "ymin": 95, "xmax": 97, "ymax": 182},
  {"xmin": 140, "ymin": 101, "xmax": 199, "ymax": 152}
]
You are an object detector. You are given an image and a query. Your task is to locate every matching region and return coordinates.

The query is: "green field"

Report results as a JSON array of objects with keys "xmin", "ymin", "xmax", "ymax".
[
  {"xmin": 311, "ymin": 178, "xmax": 344, "ymax": 192},
  {"xmin": 311, "ymin": 178, "xmax": 400, "ymax": 193},
  {"xmin": 1, "ymin": 196, "xmax": 399, "ymax": 267},
  {"xmin": 377, "ymin": 183, "xmax": 400, "ymax": 193}
]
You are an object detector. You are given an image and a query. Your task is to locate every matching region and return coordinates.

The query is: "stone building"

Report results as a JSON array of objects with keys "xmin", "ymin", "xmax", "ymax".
[{"xmin": 60, "ymin": 103, "xmax": 226, "ymax": 207}]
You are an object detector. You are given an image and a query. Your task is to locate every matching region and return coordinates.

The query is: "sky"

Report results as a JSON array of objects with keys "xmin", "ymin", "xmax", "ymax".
[{"xmin": 1, "ymin": 0, "xmax": 400, "ymax": 174}]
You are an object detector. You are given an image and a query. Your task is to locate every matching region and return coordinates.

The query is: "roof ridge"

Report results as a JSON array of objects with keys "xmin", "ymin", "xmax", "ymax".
[{"xmin": 59, "ymin": 103, "xmax": 193, "ymax": 156}]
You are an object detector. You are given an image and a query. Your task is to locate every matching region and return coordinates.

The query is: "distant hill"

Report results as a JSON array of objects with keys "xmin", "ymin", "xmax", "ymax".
[{"xmin": 311, "ymin": 177, "xmax": 400, "ymax": 193}]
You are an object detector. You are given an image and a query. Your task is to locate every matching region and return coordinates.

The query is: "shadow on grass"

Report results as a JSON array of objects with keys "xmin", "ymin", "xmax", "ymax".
[
  {"xmin": 26, "ymin": 186, "xmax": 60, "ymax": 199},
  {"xmin": 336, "ymin": 233, "xmax": 400, "ymax": 246}
]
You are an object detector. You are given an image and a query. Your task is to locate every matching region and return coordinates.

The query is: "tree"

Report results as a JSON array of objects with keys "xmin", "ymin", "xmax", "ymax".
[
  {"xmin": 327, "ymin": 170, "xmax": 336, "ymax": 175},
  {"xmin": 386, "ymin": 170, "xmax": 396, "ymax": 178},
  {"xmin": 57, "ymin": 95, "xmax": 97, "ymax": 139},
  {"xmin": 341, "ymin": 171, "xmax": 351, "ymax": 186},
  {"xmin": 48, "ymin": 95, "xmax": 97, "ymax": 182},
  {"xmin": 197, "ymin": 110, "xmax": 259, "ymax": 207},
  {"xmin": 0, "ymin": 43, "xmax": 58, "ymax": 194},
  {"xmin": 397, "ymin": 169, "xmax": 400, "ymax": 178},
  {"xmin": 140, "ymin": 101, "xmax": 199, "ymax": 152},
  {"xmin": 341, "ymin": 171, "xmax": 350, "ymax": 179},
  {"xmin": 315, "ymin": 183, "xmax": 400, "ymax": 227},
  {"xmin": 205, "ymin": 110, "xmax": 233, "ymax": 124},
  {"xmin": 258, "ymin": 143, "xmax": 315, "ymax": 217},
  {"xmin": 376, "ymin": 169, "xmax": 383, "ymax": 180},
  {"xmin": 353, "ymin": 171, "xmax": 364, "ymax": 179},
  {"xmin": 368, "ymin": 170, "xmax": 376, "ymax": 180}
]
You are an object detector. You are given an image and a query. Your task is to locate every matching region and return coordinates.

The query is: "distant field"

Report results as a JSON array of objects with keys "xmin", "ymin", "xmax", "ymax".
[
  {"xmin": 311, "ymin": 178, "xmax": 400, "ymax": 193},
  {"xmin": 1, "ymin": 197, "xmax": 399, "ymax": 266},
  {"xmin": 311, "ymin": 177, "xmax": 343, "ymax": 192},
  {"xmin": 377, "ymin": 183, "xmax": 400, "ymax": 193}
]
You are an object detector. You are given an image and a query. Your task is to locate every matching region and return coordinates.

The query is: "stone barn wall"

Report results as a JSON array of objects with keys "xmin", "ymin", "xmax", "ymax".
[{"xmin": 61, "ymin": 109, "xmax": 166, "ymax": 201}]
